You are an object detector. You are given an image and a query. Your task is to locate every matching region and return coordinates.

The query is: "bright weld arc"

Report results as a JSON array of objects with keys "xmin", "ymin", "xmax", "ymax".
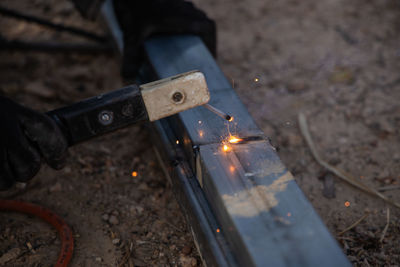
[{"xmin": 228, "ymin": 136, "xmax": 242, "ymax": 144}]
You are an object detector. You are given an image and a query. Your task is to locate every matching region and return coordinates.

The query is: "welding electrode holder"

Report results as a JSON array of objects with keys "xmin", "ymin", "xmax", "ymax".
[
  {"xmin": 46, "ymin": 71, "xmax": 210, "ymax": 146},
  {"xmin": 46, "ymin": 85, "xmax": 147, "ymax": 146}
]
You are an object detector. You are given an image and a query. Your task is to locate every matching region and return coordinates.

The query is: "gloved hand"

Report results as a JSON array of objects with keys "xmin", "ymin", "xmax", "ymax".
[
  {"xmin": 113, "ymin": 0, "xmax": 217, "ymax": 80},
  {"xmin": 0, "ymin": 96, "xmax": 68, "ymax": 190}
]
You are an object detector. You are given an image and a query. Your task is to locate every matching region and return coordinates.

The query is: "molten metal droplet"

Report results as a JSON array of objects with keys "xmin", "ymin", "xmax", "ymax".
[
  {"xmin": 216, "ymin": 228, "xmax": 220, "ymax": 233},
  {"xmin": 223, "ymin": 145, "xmax": 230, "ymax": 152},
  {"xmin": 131, "ymin": 171, "xmax": 138, "ymax": 177},
  {"xmin": 176, "ymin": 140, "xmax": 179, "ymax": 144},
  {"xmin": 344, "ymin": 201, "xmax": 350, "ymax": 207}
]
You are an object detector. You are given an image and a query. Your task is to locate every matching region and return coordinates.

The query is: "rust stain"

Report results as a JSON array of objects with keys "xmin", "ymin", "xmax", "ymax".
[{"xmin": 222, "ymin": 172, "xmax": 294, "ymax": 217}]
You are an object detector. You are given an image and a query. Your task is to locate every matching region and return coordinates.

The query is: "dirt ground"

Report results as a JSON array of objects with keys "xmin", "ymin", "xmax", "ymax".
[{"xmin": 1, "ymin": 0, "xmax": 400, "ymax": 266}]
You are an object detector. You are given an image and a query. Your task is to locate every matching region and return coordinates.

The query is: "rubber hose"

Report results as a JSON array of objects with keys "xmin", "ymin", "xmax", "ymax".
[{"xmin": 0, "ymin": 200, "xmax": 74, "ymax": 266}]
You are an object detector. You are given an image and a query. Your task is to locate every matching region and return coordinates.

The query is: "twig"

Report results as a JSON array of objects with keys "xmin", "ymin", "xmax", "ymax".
[
  {"xmin": 379, "ymin": 208, "xmax": 390, "ymax": 243},
  {"xmin": 118, "ymin": 245, "xmax": 131, "ymax": 267},
  {"xmin": 298, "ymin": 113, "xmax": 400, "ymax": 209},
  {"xmin": 338, "ymin": 212, "xmax": 370, "ymax": 235},
  {"xmin": 378, "ymin": 185, "xmax": 400, "ymax": 192},
  {"xmin": 363, "ymin": 258, "xmax": 371, "ymax": 267}
]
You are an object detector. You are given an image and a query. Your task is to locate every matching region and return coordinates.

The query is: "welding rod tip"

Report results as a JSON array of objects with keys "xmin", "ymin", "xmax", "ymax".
[{"xmin": 203, "ymin": 104, "xmax": 232, "ymax": 121}]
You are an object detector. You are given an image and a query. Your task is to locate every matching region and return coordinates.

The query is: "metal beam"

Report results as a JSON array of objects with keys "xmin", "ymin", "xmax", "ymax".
[{"xmin": 101, "ymin": 1, "xmax": 351, "ymax": 265}]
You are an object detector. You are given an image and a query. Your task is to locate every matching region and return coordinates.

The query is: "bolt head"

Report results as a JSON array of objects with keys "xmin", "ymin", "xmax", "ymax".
[
  {"xmin": 172, "ymin": 91, "xmax": 184, "ymax": 103},
  {"xmin": 98, "ymin": 110, "xmax": 114, "ymax": 125}
]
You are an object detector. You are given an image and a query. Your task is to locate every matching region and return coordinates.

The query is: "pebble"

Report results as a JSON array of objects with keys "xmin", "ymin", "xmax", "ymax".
[
  {"xmin": 49, "ymin": 182, "xmax": 62, "ymax": 193},
  {"xmin": 179, "ymin": 255, "xmax": 197, "ymax": 267},
  {"xmin": 287, "ymin": 79, "xmax": 308, "ymax": 93},
  {"xmin": 181, "ymin": 245, "xmax": 192, "ymax": 255},
  {"xmin": 112, "ymin": 238, "xmax": 120, "ymax": 245},
  {"xmin": 108, "ymin": 215, "xmax": 119, "ymax": 225},
  {"xmin": 111, "ymin": 210, "xmax": 119, "ymax": 216},
  {"xmin": 101, "ymin": 214, "xmax": 109, "ymax": 221},
  {"xmin": 95, "ymin": 257, "xmax": 102, "ymax": 262},
  {"xmin": 25, "ymin": 81, "xmax": 56, "ymax": 98}
]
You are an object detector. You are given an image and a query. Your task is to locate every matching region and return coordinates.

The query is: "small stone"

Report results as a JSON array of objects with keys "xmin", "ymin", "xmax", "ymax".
[
  {"xmin": 112, "ymin": 238, "xmax": 120, "ymax": 245},
  {"xmin": 179, "ymin": 255, "xmax": 197, "ymax": 267},
  {"xmin": 101, "ymin": 214, "xmax": 109, "ymax": 221},
  {"xmin": 108, "ymin": 215, "xmax": 119, "ymax": 225},
  {"xmin": 111, "ymin": 210, "xmax": 119, "ymax": 216},
  {"xmin": 329, "ymin": 67, "xmax": 354, "ymax": 84},
  {"xmin": 286, "ymin": 132, "xmax": 302, "ymax": 146},
  {"xmin": 95, "ymin": 257, "xmax": 102, "ymax": 262},
  {"xmin": 49, "ymin": 182, "xmax": 62, "ymax": 193},
  {"xmin": 25, "ymin": 81, "xmax": 55, "ymax": 98},
  {"xmin": 136, "ymin": 206, "xmax": 144, "ymax": 214},
  {"xmin": 181, "ymin": 245, "xmax": 192, "ymax": 255},
  {"xmin": 287, "ymin": 79, "xmax": 308, "ymax": 93}
]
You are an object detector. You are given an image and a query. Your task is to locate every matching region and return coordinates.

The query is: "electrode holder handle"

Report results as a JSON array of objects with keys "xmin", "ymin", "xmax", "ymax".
[{"xmin": 46, "ymin": 70, "xmax": 210, "ymax": 146}]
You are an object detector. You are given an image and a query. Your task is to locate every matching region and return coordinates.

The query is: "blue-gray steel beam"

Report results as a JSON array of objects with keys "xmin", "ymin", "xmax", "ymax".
[
  {"xmin": 144, "ymin": 35, "xmax": 350, "ymax": 266},
  {"xmin": 101, "ymin": 0, "xmax": 350, "ymax": 265}
]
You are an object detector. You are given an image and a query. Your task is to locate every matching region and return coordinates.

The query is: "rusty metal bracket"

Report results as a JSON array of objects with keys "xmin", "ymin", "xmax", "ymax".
[{"xmin": 101, "ymin": 1, "xmax": 351, "ymax": 266}]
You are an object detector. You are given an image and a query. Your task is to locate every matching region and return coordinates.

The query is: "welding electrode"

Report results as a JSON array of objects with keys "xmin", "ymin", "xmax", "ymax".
[{"xmin": 203, "ymin": 103, "xmax": 232, "ymax": 121}]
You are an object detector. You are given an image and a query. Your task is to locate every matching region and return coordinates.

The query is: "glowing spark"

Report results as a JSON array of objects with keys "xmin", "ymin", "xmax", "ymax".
[
  {"xmin": 176, "ymin": 140, "xmax": 179, "ymax": 144},
  {"xmin": 222, "ymin": 144, "xmax": 230, "ymax": 152},
  {"xmin": 199, "ymin": 130, "xmax": 204, "ymax": 137},
  {"xmin": 216, "ymin": 228, "xmax": 220, "ymax": 233},
  {"xmin": 254, "ymin": 78, "xmax": 259, "ymax": 82},
  {"xmin": 228, "ymin": 116, "xmax": 234, "ymax": 122},
  {"xmin": 344, "ymin": 201, "xmax": 350, "ymax": 207},
  {"xmin": 287, "ymin": 212, "xmax": 291, "ymax": 217},
  {"xmin": 228, "ymin": 136, "xmax": 242, "ymax": 144},
  {"xmin": 198, "ymin": 120, "xmax": 202, "ymax": 124},
  {"xmin": 131, "ymin": 171, "xmax": 138, "ymax": 177},
  {"xmin": 229, "ymin": 166, "xmax": 235, "ymax": 172}
]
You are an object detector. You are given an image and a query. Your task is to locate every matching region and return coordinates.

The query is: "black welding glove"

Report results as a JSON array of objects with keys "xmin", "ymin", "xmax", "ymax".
[
  {"xmin": 113, "ymin": 0, "xmax": 217, "ymax": 80},
  {"xmin": 0, "ymin": 96, "xmax": 68, "ymax": 190}
]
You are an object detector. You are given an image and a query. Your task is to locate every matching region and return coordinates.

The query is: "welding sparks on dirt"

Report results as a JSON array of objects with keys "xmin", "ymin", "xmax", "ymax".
[
  {"xmin": 344, "ymin": 201, "xmax": 350, "ymax": 207},
  {"xmin": 131, "ymin": 171, "xmax": 138, "ymax": 177}
]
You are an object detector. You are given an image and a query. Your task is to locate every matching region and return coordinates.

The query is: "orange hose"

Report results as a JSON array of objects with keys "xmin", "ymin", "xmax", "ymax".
[{"xmin": 0, "ymin": 200, "xmax": 74, "ymax": 267}]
